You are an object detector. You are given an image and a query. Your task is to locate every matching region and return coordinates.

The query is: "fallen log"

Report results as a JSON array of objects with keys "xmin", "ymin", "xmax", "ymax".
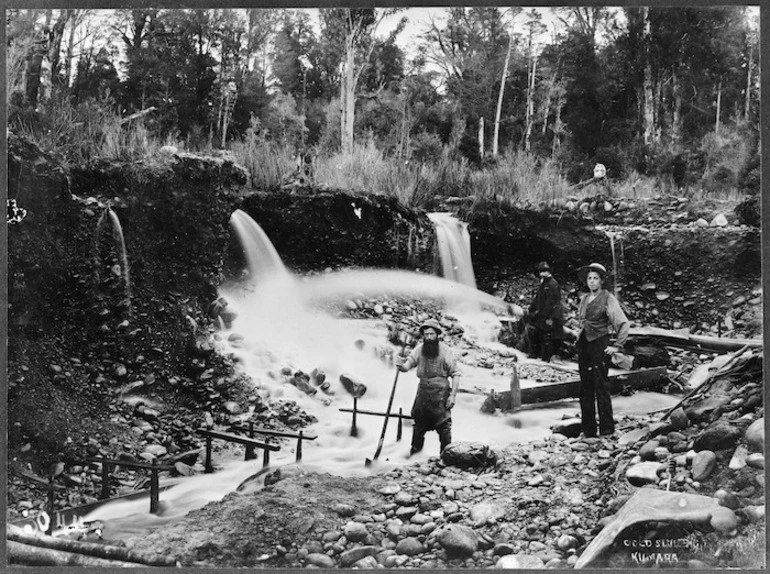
[
  {"xmin": 8, "ymin": 540, "xmax": 146, "ymax": 568},
  {"xmin": 7, "ymin": 524, "xmax": 177, "ymax": 566},
  {"xmin": 628, "ymin": 327, "xmax": 761, "ymax": 353}
]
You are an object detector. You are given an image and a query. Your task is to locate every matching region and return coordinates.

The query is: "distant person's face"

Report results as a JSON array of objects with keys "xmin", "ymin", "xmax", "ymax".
[{"xmin": 586, "ymin": 271, "xmax": 603, "ymax": 292}]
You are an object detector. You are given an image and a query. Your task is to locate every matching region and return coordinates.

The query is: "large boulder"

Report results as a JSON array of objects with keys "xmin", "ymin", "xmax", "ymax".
[{"xmin": 441, "ymin": 442, "xmax": 498, "ymax": 468}]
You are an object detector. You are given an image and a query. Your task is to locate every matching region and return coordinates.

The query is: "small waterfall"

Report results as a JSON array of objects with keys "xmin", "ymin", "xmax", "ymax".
[
  {"xmin": 229, "ymin": 209, "xmax": 289, "ymax": 283},
  {"xmin": 428, "ymin": 212, "xmax": 476, "ymax": 289},
  {"xmin": 94, "ymin": 208, "xmax": 132, "ymax": 318}
]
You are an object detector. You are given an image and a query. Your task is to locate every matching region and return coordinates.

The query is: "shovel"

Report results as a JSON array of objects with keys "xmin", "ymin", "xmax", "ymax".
[{"xmin": 365, "ymin": 340, "xmax": 409, "ymax": 467}]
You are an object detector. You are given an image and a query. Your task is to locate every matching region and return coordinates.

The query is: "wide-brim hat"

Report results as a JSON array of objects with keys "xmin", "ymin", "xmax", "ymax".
[
  {"xmin": 535, "ymin": 261, "xmax": 551, "ymax": 272},
  {"xmin": 578, "ymin": 263, "xmax": 608, "ymax": 284},
  {"xmin": 419, "ymin": 319, "xmax": 442, "ymax": 335}
]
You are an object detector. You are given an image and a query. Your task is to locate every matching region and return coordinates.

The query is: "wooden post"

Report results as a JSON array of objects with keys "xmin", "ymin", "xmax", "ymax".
[
  {"xmin": 47, "ymin": 477, "xmax": 55, "ymax": 535},
  {"xmin": 149, "ymin": 461, "xmax": 159, "ymax": 514},
  {"xmin": 100, "ymin": 462, "xmax": 109, "ymax": 500},
  {"xmin": 245, "ymin": 422, "xmax": 256, "ymax": 461},
  {"xmin": 263, "ymin": 448, "xmax": 270, "ymax": 468},
  {"xmin": 297, "ymin": 430, "xmax": 304, "ymax": 461},
  {"xmin": 397, "ymin": 408, "xmax": 403, "ymax": 441},
  {"xmin": 351, "ymin": 397, "xmax": 358, "ymax": 437},
  {"xmin": 509, "ymin": 365, "xmax": 522, "ymax": 411},
  {"xmin": 205, "ymin": 435, "xmax": 213, "ymax": 474}
]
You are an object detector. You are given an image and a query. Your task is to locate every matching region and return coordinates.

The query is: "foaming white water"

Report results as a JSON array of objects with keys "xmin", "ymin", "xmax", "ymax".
[{"xmin": 428, "ymin": 212, "xmax": 476, "ymax": 288}]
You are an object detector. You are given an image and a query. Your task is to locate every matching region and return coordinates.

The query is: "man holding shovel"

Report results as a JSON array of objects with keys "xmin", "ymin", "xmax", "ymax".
[{"xmin": 396, "ymin": 319, "xmax": 461, "ymax": 455}]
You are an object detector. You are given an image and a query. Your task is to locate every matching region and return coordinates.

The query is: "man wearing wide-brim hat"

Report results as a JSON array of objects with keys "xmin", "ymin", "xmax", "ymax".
[
  {"xmin": 575, "ymin": 263, "xmax": 630, "ymax": 438},
  {"xmin": 396, "ymin": 319, "xmax": 461, "ymax": 455},
  {"xmin": 526, "ymin": 261, "xmax": 566, "ymax": 362}
]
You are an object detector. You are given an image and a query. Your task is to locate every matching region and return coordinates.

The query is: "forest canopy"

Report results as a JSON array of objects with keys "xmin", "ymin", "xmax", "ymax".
[{"xmin": 6, "ymin": 6, "xmax": 760, "ymax": 205}]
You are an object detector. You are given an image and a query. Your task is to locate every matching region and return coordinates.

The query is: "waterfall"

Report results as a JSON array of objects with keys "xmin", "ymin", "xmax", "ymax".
[
  {"xmin": 428, "ymin": 212, "xmax": 476, "ymax": 288},
  {"xmin": 229, "ymin": 209, "xmax": 289, "ymax": 284}
]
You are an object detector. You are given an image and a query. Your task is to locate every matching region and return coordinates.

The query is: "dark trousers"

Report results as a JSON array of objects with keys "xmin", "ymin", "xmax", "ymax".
[
  {"xmin": 411, "ymin": 418, "xmax": 452, "ymax": 454},
  {"xmin": 577, "ymin": 333, "xmax": 614, "ymax": 436}
]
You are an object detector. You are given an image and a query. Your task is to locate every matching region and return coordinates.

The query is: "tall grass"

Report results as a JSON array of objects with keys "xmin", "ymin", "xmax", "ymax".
[
  {"xmin": 11, "ymin": 93, "xmax": 162, "ymax": 166},
  {"xmin": 229, "ymin": 117, "xmax": 296, "ymax": 190}
]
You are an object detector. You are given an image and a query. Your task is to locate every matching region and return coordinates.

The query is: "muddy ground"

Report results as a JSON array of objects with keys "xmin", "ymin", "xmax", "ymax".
[{"xmin": 6, "ymin": 135, "xmax": 764, "ymax": 567}]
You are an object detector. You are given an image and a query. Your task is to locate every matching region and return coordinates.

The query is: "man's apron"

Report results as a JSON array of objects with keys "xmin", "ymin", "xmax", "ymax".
[{"xmin": 411, "ymin": 376, "xmax": 451, "ymax": 430}]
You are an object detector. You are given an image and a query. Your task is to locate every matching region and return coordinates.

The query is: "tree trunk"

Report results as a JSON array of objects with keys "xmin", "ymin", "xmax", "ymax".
[
  {"xmin": 524, "ymin": 54, "xmax": 537, "ymax": 153},
  {"xmin": 744, "ymin": 44, "xmax": 753, "ymax": 122},
  {"xmin": 7, "ymin": 525, "xmax": 177, "ymax": 567},
  {"xmin": 715, "ymin": 79, "xmax": 722, "ymax": 135},
  {"xmin": 642, "ymin": 7, "xmax": 655, "ymax": 146},
  {"xmin": 341, "ymin": 29, "xmax": 357, "ymax": 155},
  {"xmin": 48, "ymin": 10, "xmax": 70, "ymax": 89},
  {"xmin": 63, "ymin": 11, "xmax": 79, "ymax": 88},
  {"xmin": 478, "ymin": 116, "xmax": 485, "ymax": 159},
  {"xmin": 671, "ymin": 68, "xmax": 682, "ymax": 146},
  {"xmin": 493, "ymin": 32, "xmax": 512, "ymax": 157}
]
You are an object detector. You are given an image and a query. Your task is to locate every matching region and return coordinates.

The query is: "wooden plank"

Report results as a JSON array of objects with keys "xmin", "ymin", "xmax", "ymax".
[
  {"xmin": 228, "ymin": 425, "xmax": 317, "ymax": 441},
  {"xmin": 498, "ymin": 366, "xmax": 667, "ymax": 405},
  {"xmin": 87, "ymin": 458, "xmax": 175, "ymax": 472},
  {"xmin": 338, "ymin": 408, "xmax": 413, "ymax": 420},
  {"xmin": 196, "ymin": 429, "xmax": 280, "ymax": 451}
]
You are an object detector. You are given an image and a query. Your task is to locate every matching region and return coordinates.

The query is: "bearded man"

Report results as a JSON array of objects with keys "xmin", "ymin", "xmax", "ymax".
[{"xmin": 396, "ymin": 319, "xmax": 461, "ymax": 455}]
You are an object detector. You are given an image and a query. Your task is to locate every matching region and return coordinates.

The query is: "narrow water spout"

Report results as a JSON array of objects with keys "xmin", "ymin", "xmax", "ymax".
[{"xmin": 94, "ymin": 208, "xmax": 132, "ymax": 316}]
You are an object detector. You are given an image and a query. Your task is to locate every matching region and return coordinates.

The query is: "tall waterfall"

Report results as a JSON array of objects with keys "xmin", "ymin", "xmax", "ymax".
[{"xmin": 428, "ymin": 212, "xmax": 476, "ymax": 289}]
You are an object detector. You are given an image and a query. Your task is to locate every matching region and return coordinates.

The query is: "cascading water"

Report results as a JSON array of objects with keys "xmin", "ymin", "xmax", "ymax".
[
  {"xmin": 81, "ymin": 210, "xmax": 681, "ymax": 540},
  {"xmin": 428, "ymin": 212, "xmax": 476, "ymax": 288}
]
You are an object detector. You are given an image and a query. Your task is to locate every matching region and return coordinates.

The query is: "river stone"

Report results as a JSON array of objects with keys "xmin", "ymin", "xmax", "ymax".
[
  {"xmin": 338, "ymin": 373, "xmax": 367, "ymax": 398},
  {"xmin": 556, "ymin": 534, "xmax": 579, "ymax": 552},
  {"xmin": 352, "ymin": 556, "xmax": 378, "ymax": 568},
  {"xmin": 497, "ymin": 554, "xmax": 545, "ymax": 569},
  {"xmin": 144, "ymin": 444, "xmax": 167, "ymax": 457},
  {"xmin": 685, "ymin": 396, "xmax": 732, "ymax": 423},
  {"xmin": 395, "ymin": 537, "xmax": 424, "ymax": 556},
  {"xmin": 691, "ymin": 450, "xmax": 717, "ymax": 481},
  {"xmin": 470, "ymin": 501, "xmax": 505, "ymax": 525},
  {"xmin": 305, "ymin": 553, "xmax": 335, "ymax": 568},
  {"xmin": 746, "ymin": 453, "xmax": 764, "ymax": 469},
  {"xmin": 728, "ymin": 445, "xmax": 749, "ymax": 470},
  {"xmin": 713, "ymin": 489, "xmax": 740, "ymax": 510},
  {"xmin": 618, "ymin": 427, "xmax": 649, "ymax": 446},
  {"xmin": 436, "ymin": 523, "xmax": 478, "ymax": 556},
  {"xmin": 493, "ymin": 543, "xmax": 515, "ymax": 556},
  {"xmin": 709, "ymin": 506, "xmax": 738, "ymax": 533},
  {"xmin": 332, "ymin": 503, "xmax": 356, "ymax": 517},
  {"xmin": 744, "ymin": 417, "xmax": 764, "ymax": 452},
  {"xmin": 670, "ymin": 407, "xmax": 689, "ymax": 430},
  {"xmin": 575, "ymin": 489, "xmax": 722, "ymax": 569},
  {"xmin": 625, "ymin": 462, "xmax": 663, "ymax": 486},
  {"xmin": 711, "ymin": 213, "xmax": 728, "ymax": 227},
  {"xmin": 552, "ymin": 418, "xmax": 582, "ymax": 438},
  {"xmin": 343, "ymin": 521, "xmax": 368, "ymax": 542},
  {"xmin": 377, "ymin": 483, "xmax": 401, "ymax": 495},
  {"xmin": 693, "ymin": 421, "xmax": 742, "ymax": 451},
  {"xmin": 441, "ymin": 442, "xmax": 497, "ymax": 468},
  {"xmin": 743, "ymin": 505, "xmax": 765, "ymax": 523},
  {"xmin": 639, "ymin": 440, "xmax": 660, "ymax": 460},
  {"xmin": 339, "ymin": 546, "xmax": 378, "ymax": 567}
]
